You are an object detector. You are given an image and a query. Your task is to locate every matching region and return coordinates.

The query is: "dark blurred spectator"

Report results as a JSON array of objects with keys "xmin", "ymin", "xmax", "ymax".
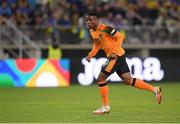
[
  {"xmin": 0, "ymin": 1, "xmax": 11, "ymax": 17},
  {"xmin": 27, "ymin": 0, "xmax": 36, "ymax": 9},
  {"xmin": 113, "ymin": 1, "xmax": 127, "ymax": 19},
  {"xmin": 126, "ymin": 4, "xmax": 143, "ymax": 25},
  {"xmin": 14, "ymin": 9, "xmax": 28, "ymax": 26},
  {"xmin": 0, "ymin": 15, "xmax": 4, "ymax": 26},
  {"xmin": 10, "ymin": 1, "xmax": 17, "ymax": 15},
  {"xmin": 113, "ymin": 14, "xmax": 126, "ymax": 30},
  {"xmin": 59, "ymin": 14, "xmax": 71, "ymax": 28},
  {"xmin": 17, "ymin": 0, "xmax": 30, "ymax": 16},
  {"xmin": 6, "ymin": 0, "xmax": 17, "ymax": 6}
]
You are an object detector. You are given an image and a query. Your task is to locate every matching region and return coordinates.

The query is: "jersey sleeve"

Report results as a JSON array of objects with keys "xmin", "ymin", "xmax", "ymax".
[
  {"xmin": 88, "ymin": 42, "xmax": 100, "ymax": 58},
  {"xmin": 101, "ymin": 26, "xmax": 125, "ymax": 41},
  {"xmin": 111, "ymin": 32, "xmax": 125, "ymax": 54},
  {"xmin": 101, "ymin": 26, "xmax": 117, "ymax": 36}
]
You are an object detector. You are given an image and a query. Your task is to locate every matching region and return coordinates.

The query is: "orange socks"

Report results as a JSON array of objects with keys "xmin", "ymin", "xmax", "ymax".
[
  {"xmin": 131, "ymin": 78, "xmax": 155, "ymax": 93},
  {"xmin": 97, "ymin": 78, "xmax": 155, "ymax": 106},
  {"xmin": 99, "ymin": 82, "xmax": 109, "ymax": 106}
]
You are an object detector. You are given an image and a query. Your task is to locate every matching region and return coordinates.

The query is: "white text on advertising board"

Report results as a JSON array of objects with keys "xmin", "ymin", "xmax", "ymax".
[{"xmin": 78, "ymin": 57, "xmax": 164, "ymax": 86}]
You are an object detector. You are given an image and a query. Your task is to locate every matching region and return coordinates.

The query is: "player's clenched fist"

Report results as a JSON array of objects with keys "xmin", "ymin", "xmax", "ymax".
[{"xmin": 86, "ymin": 56, "xmax": 91, "ymax": 62}]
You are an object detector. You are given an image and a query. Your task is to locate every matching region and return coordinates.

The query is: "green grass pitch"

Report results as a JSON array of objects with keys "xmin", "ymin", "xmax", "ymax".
[{"xmin": 0, "ymin": 83, "xmax": 180, "ymax": 123}]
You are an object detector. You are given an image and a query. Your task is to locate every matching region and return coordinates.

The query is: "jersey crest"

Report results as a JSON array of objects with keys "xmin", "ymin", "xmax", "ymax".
[{"xmin": 99, "ymin": 34, "xmax": 103, "ymax": 39}]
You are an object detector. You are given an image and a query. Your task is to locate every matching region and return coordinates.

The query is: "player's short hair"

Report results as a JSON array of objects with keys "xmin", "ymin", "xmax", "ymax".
[{"xmin": 86, "ymin": 11, "xmax": 98, "ymax": 17}]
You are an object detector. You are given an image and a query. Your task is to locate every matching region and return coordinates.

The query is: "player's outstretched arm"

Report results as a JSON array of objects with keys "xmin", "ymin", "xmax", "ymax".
[{"xmin": 86, "ymin": 42, "xmax": 100, "ymax": 62}]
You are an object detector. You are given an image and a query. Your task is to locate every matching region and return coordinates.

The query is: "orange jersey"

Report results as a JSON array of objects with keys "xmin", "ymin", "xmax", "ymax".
[{"xmin": 88, "ymin": 24, "xmax": 125, "ymax": 58}]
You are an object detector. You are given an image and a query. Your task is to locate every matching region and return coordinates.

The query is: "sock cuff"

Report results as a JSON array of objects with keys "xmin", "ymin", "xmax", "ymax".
[
  {"xmin": 131, "ymin": 78, "xmax": 136, "ymax": 86},
  {"xmin": 98, "ymin": 82, "xmax": 107, "ymax": 87}
]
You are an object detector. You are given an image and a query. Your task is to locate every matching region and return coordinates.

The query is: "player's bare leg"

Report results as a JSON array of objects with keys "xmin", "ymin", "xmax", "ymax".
[
  {"xmin": 93, "ymin": 72, "xmax": 110, "ymax": 114},
  {"xmin": 119, "ymin": 72, "xmax": 162, "ymax": 104}
]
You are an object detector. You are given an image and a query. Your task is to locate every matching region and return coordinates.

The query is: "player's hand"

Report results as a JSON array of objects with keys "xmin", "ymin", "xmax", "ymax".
[
  {"xmin": 109, "ymin": 52, "xmax": 118, "ymax": 60},
  {"xmin": 86, "ymin": 56, "xmax": 91, "ymax": 62},
  {"xmin": 89, "ymin": 29, "xmax": 94, "ymax": 32}
]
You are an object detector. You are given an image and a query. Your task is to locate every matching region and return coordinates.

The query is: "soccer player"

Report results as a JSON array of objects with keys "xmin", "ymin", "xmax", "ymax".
[{"xmin": 84, "ymin": 11, "xmax": 162, "ymax": 115}]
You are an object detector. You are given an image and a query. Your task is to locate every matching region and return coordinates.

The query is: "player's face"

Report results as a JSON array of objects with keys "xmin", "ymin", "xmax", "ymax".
[{"xmin": 85, "ymin": 15, "xmax": 98, "ymax": 30}]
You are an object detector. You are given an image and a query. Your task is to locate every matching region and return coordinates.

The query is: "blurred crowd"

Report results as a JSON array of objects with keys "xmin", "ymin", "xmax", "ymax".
[{"xmin": 0, "ymin": 0, "xmax": 180, "ymax": 44}]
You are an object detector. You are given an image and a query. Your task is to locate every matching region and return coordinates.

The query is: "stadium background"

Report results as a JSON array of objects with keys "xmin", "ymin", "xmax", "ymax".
[{"xmin": 0, "ymin": 0, "xmax": 180, "ymax": 123}]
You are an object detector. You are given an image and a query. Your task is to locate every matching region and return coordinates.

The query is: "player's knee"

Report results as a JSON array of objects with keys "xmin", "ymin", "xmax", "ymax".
[
  {"xmin": 96, "ymin": 79, "xmax": 107, "ymax": 87},
  {"xmin": 96, "ymin": 79, "xmax": 105, "ymax": 85},
  {"xmin": 96, "ymin": 76, "xmax": 106, "ymax": 84},
  {"xmin": 122, "ymin": 76, "xmax": 132, "ymax": 85}
]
